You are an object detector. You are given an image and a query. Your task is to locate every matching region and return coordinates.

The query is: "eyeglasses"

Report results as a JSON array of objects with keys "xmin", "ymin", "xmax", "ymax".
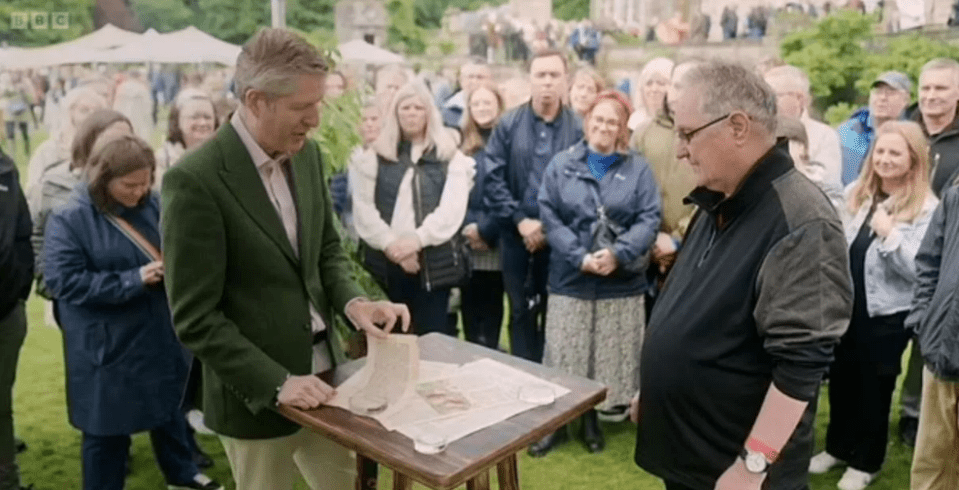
[{"xmin": 676, "ymin": 113, "xmax": 730, "ymax": 144}]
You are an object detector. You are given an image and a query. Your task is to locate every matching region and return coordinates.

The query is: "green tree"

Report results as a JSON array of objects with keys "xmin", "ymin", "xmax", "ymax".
[
  {"xmin": 387, "ymin": 0, "xmax": 427, "ymax": 54},
  {"xmin": 414, "ymin": 0, "xmax": 447, "ymax": 29},
  {"xmin": 782, "ymin": 11, "xmax": 959, "ymax": 122},
  {"xmin": 780, "ymin": 10, "xmax": 876, "ymax": 110},
  {"xmin": 288, "ymin": 0, "xmax": 337, "ymax": 33},
  {"xmin": 131, "ymin": 0, "xmax": 193, "ymax": 33},
  {"xmin": 554, "ymin": 0, "xmax": 590, "ymax": 21},
  {"xmin": 135, "ymin": 0, "xmax": 335, "ymax": 43},
  {"xmin": 857, "ymin": 34, "xmax": 959, "ymax": 100},
  {"xmin": 0, "ymin": 0, "xmax": 95, "ymax": 47},
  {"xmin": 315, "ymin": 92, "xmax": 363, "ymax": 178}
]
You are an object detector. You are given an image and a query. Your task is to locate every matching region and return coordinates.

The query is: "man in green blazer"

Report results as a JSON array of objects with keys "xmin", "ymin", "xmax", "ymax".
[{"xmin": 161, "ymin": 29, "xmax": 409, "ymax": 490}]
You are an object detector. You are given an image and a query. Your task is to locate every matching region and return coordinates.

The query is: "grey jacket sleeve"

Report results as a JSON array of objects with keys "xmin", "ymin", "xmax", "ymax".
[
  {"xmin": 754, "ymin": 219, "xmax": 853, "ymax": 401},
  {"xmin": 905, "ymin": 193, "xmax": 950, "ymax": 333}
]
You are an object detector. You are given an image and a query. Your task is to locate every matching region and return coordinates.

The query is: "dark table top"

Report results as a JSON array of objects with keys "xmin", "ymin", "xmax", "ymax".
[{"xmin": 277, "ymin": 333, "xmax": 607, "ymax": 489}]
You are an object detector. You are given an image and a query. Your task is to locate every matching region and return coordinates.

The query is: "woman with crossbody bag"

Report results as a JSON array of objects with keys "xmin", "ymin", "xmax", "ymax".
[
  {"xmin": 42, "ymin": 135, "xmax": 221, "ymax": 490},
  {"xmin": 351, "ymin": 81, "xmax": 475, "ymax": 336},
  {"xmin": 534, "ymin": 91, "xmax": 661, "ymax": 457}
]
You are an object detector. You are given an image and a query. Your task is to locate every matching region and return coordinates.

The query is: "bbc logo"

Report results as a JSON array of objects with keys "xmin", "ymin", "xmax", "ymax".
[{"xmin": 10, "ymin": 12, "xmax": 69, "ymax": 30}]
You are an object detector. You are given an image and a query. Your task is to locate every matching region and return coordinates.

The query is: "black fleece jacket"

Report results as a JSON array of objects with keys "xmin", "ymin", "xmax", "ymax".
[
  {"xmin": 0, "ymin": 148, "xmax": 33, "ymax": 319},
  {"xmin": 635, "ymin": 140, "xmax": 852, "ymax": 490}
]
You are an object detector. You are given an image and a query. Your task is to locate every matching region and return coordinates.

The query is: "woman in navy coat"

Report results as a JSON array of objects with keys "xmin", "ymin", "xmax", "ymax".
[
  {"xmin": 43, "ymin": 135, "xmax": 220, "ymax": 490},
  {"xmin": 532, "ymin": 91, "xmax": 661, "ymax": 457}
]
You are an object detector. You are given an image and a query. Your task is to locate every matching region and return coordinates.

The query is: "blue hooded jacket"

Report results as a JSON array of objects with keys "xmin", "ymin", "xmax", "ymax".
[
  {"xmin": 538, "ymin": 140, "xmax": 662, "ymax": 300},
  {"xmin": 837, "ymin": 107, "xmax": 874, "ymax": 186}
]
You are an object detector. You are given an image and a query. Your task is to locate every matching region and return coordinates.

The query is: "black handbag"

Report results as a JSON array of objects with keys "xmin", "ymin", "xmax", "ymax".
[
  {"xmin": 586, "ymin": 184, "xmax": 649, "ymax": 275},
  {"xmin": 359, "ymin": 241, "xmax": 390, "ymax": 287},
  {"xmin": 411, "ymin": 163, "xmax": 472, "ymax": 292}
]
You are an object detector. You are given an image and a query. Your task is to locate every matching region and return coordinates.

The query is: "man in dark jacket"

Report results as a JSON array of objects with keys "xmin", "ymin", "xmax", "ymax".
[
  {"xmin": 906, "ymin": 184, "xmax": 959, "ymax": 490},
  {"xmin": 0, "ymin": 146, "xmax": 32, "ymax": 490},
  {"xmin": 915, "ymin": 58, "xmax": 959, "ymax": 197},
  {"xmin": 721, "ymin": 6, "xmax": 738, "ymax": 39},
  {"xmin": 633, "ymin": 61, "xmax": 852, "ymax": 490},
  {"xmin": 899, "ymin": 57, "xmax": 959, "ymax": 447},
  {"xmin": 484, "ymin": 48, "xmax": 583, "ymax": 362}
]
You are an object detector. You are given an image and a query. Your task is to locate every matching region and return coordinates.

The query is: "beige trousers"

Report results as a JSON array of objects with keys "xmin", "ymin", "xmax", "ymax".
[
  {"xmin": 219, "ymin": 428, "xmax": 355, "ymax": 490},
  {"xmin": 910, "ymin": 367, "xmax": 959, "ymax": 490},
  {"xmin": 219, "ymin": 342, "xmax": 350, "ymax": 490}
]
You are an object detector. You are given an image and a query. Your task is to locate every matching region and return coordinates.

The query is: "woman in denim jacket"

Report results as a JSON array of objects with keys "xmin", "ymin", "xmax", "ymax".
[{"xmin": 809, "ymin": 121, "xmax": 938, "ymax": 490}]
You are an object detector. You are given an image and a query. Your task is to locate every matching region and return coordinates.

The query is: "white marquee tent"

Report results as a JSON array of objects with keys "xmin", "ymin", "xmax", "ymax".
[
  {"xmin": 106, "ymin": 26, "xmax": 241, "ymax": 65},
  {"xmin": 58, "ymin": 23, "xmax": 142, "ymax": 50},
  {"xmin": 337, "ymin": 39, "xmax": 405, "ymax": 65},
  {"xmin": 1, "ymin": 24, "xmax": 242, "ymax": 68}
]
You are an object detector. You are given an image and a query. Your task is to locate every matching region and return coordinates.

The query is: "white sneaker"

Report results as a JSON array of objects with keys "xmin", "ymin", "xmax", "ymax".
[
  {"xmin": 837, "ymin": 468, "xmax": 876, "ymax": 490},
  {"xmin": 809, "ymin": 451, "xmax": 842, "ymax": 474}
]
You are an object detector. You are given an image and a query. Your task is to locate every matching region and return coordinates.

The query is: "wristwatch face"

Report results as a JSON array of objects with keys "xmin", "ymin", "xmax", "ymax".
[{"xmin": 744, "ymin": 451, "xmax": 769, "ymax": 473}]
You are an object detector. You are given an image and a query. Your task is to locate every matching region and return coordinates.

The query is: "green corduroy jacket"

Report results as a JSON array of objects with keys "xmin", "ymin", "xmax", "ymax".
[{"xmin": 161, "ymin": 122, "xmax": 363, "ymax": 439}]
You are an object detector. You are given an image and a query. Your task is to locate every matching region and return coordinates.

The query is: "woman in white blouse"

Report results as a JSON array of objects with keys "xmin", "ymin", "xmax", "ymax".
[{"xmin": 351, "ymin": 81, "xmax": 475, "ymax": 335}]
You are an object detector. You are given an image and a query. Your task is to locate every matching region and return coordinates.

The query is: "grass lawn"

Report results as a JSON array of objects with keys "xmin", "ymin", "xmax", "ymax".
[{"xmin": 7, "ymin": 122, "xmax": 916, "ymax": 490}]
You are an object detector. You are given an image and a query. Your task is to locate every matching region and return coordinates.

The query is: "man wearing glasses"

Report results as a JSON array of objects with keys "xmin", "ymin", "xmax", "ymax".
[
  {"xmin": 764, "ymin": 64, "xmax": 843, "ymax": 190},
  {"xmin": 836, "ymin": 72, "xmax": 911, "ymax": 187},
  {"xmin": 632, "ymin": 61, "xmax": 852, "ymax": 490}
]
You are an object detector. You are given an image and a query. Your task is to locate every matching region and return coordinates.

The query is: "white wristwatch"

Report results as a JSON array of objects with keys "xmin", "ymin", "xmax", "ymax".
[{"xmin": 740, "ymin": 447, "xmax": 771, "ymax": 474}]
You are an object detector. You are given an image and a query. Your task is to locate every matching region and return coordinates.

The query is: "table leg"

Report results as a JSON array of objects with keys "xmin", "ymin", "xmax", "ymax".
[
  {"xmin": 356, "ymin": 455, "xmax": 378, "ymax": 490},
  {"xmin": 496, "ymin": 453, "xmax": 520, "ymax": 490},
  {"xmin": 393, "ymin": 472, "xmax": 413, "ymax": 490},
  {"xmin": 466, "ymin": 470, "xmax": 490, "ymax": 490}
]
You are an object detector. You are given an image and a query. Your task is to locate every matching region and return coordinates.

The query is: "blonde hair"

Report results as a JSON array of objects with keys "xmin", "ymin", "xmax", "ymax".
[
  {"xmin": 56, "ymin": 86, "xmax": 108, "ymax": 158},
  {"xmin": 635, "ymin": 57, "xmax": 674, "ymax": 114},
  {"xmin": 570, "ymin": 66, "xmax": 605, "ymax": 94},
  {"xmin": 461, "ymin": 82, "xmax": 505, "ymax": 156},
  {"xmin": 847, "ymin": 121, "xmax": 931, "ymax": 222},
  {"xmin": 372, "ymin": 81, "xmax": 458, "ymax": 162}
]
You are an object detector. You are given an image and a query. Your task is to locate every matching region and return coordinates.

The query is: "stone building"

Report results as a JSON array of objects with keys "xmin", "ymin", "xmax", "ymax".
[
  {"xmin": 509, "ymin": 0, "xmax": 554, "ymax": 26},
  {"xmin": 592, "ymin": 0, "xmax": 955, "ymax": 42},
  {"xmin": 335, "ymin": 0, "xmax": 389, "ymax": 46}
]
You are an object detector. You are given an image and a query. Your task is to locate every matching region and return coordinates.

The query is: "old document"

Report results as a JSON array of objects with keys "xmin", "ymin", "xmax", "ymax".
[
  {"xmin": 384, "ymin": 358, "xmax": 571, "ymax": 445},
  {"xmin": 328, "ymin": 334, "xmax": 422, "ymax": 414},
  {"xmin": 330, "ymin": 337, "xmax": 571, "ymax": 449}
]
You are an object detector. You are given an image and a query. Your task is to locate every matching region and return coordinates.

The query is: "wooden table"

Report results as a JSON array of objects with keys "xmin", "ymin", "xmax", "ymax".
[{"xmin": 277, "ymin": 332, "xmax": 607, "ymax": 490}]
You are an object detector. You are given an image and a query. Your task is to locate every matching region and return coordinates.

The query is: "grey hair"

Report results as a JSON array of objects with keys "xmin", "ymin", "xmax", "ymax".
[
  {"xmin": 682, "ymin": 60, "xmax": 779, "ymax": 135},
  {"xmin": 233, "ymin": 28, "xmax": 328, "ymax": 102},
  {"xmin": 372, "ymin": 81, "xmax": 458, "ymax": 162},
  {"xmin": 921, "ymin": 58, "xmax": 959, "ymax": 86},
  {"xmin": 763, "ymin": 65, "xmax": 811, "ymax": 96}
]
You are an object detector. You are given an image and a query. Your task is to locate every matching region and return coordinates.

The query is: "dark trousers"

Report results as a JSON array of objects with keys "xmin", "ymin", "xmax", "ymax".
[
  {"xmin": 384, "ymin": 263, "xmax": 454, "ymax": 336},
  {"xmin": 826, "ymin": 312, "xmax": 910, "ymax": 473},
  {"xmin": 82, "ymin": 413, "xmax": 198, "ymax": 490},
  {"xmin": 664, "ymin": 481, "xmax": 697, "ymax": 490},
  {"xmin": 899, "ymin": 339, "xmax": 923, "ymax": 419},
  {"xmin": 0, "ymin": 301, "xmax": 26, "ymax": 489},
  {"xmin": 460, "ymin": 270, "xmax": 504, "ymax": 350},
  {"xmin": 500, "ymin": 232, "xmax": 548, "ymax": 362},
  {"xmin": 3, "ymin": 122, "xmax": 29, "ymax": 156}
]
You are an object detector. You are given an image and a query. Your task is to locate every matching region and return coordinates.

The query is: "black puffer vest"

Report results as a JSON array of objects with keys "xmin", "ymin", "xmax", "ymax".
[{"xmin": 374, "ymin": 141, "xmax": 447, "ymax": 223}]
